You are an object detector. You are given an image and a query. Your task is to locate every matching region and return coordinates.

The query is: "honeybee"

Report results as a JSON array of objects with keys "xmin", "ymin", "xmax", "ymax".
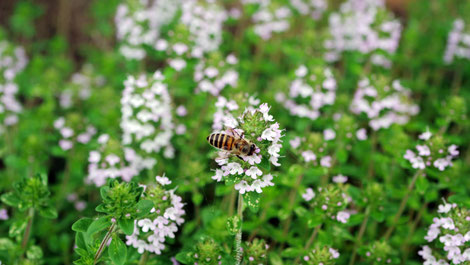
[{"xmin": 207, "ymin": 128, "xmax": 256, "ymax": 158}]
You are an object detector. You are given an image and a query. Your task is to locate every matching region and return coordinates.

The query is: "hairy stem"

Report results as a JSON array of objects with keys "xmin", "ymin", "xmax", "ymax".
[
  {"xmin": 93, "ymin": 222, "xmax": 116, "ymax": 265},
  {"xmin": 384, "ymin": 170, "xmax": 422, "ymax": 239},
  {"xmin": 294, "ymin": 224, "xmax": 322, "ymax": 264},
  {"xmin": 349, "ymin": 206, "xmax": 371, "ymax": 265},
  {"xmin": 21, "ymin": 208, "xmax": 35, "ymax": 251},
  {"xmin": 234, "ymin": 193, "xmax": 244, "ymax": 265}
]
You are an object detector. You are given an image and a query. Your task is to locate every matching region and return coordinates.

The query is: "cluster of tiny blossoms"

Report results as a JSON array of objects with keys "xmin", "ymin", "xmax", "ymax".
[
  {"xmin": 324, "ymin": 0, "xmax": 401, "ymax": 68},
  {"xmin": 194, "ymin": 54, "xmax": 238, "ymax": 96},
  {"xmin": 444, "ymin": 19, "xmax": 470, "ymax": 64},
  {"xmin": 419, "ymin": 202, "xmax": 470, "ymax": 264},
  {"xmin": 302, "ymin": 183, "xmax": 352, "ymax": 224},
  {"xmin": 126, "ymin": 175, "xmax": 185, "ymax": 255},
  {"xmin": 212, "ymin": 95, "xmax": 260, "ymax": 131},
  {"xmin": 276, "ymin": 65, "xmax": 337, "ymax": 120},
  {"xmin": 212, "ymin": 103, "xmax": 283, "ymax": 194},
  {"xmin": 87, "ymin": 134, "xmax": 152, "ymax": 186},
  {"xmin": 53, "ymin": 116, "xmax": 97, "ymax": 151},
  {"xmin": 350, "ymin": 77, "xmax": 419, "ymax": 131},
  {"xmin": 59, "ymin": 64, "xmax": 105, "ymax": 109},
  {"xmin": 121, "ymin": 71, "xmax": 175, "ymax": 160},
  {"xmin": 404, "ymin": 131, "xmax": 459, "ymax": 171},
  {"xmin": 180, "ymin": 0, "xmax": 228, "ymax": 55},
  {"xmin": 243, "ymin": 0, "xmax": 291, "ymax": 40},
  {"xmin": 302, "ymin": 246, "xmax": 340, "ymax": 265},
  {"xmin": 115, "ymin": 0, "xmax": 180, "ymax": 59},
  {"xmin": 0, "ymin": 39, "xmax": 27, "ymax": 133},
  {"xmin": 289, "ymin": 131, "xmax": 335, "ymax": 167},
  {"xmin": 290, "ymin": 0, "xmax": 327, "ymax": 20}
]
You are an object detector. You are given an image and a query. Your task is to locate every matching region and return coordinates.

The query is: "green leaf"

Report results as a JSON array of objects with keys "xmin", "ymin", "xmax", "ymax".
[
  {"xmin": 226, "ymin": 216, "xmax": 241, "ymax": 235},
  {"xmin": 72, "ymin": 218, "xmax": 93, "ymax": 232},
  {"xmin": 1, "ymin": 192, "xmax": 20, "ymax": 207},
  {"xmin": 87, "ymin": 216, "xmax": 111, "ymax": 236},
  {"xmin": 192, "ymin": 192, "xmax": 203, "ymax": 206},
  {"xmin": 244, "ymin": 192, "xmax": 260, "ymax": 213},
  {"xmin": 281, "ymin": 247, "xmax": 304, "ymax": 258},
  {"xmin": 136, "ymin": 200, "xmax": 153, "ymax": 218},
  {"xmin": 100, "ymin": 186, "xmax": 110, "ymax": 200},
  {"xmin": 26, "ymin": 245, "xmax": 43, "ymax": 260},
  {"xmin": 307, "ymin": 215, "xmax": 323, "ymax": 228},
  {"xmin": 75, "ymin": 232, "xmax": 86, "ymax": 250},
  {"xmin": 118, "ymin": 218, "xmax": 134, "ymax": 236},
  {"xmin": 175, "ymin": 251, "xmax": 192, "ymax": 264},
  {"xmin": 371, "ymin": 209, "xmax": 385, "ymax": 222},
  {"xmin": 109, "ymin": 236, "xmax": 127, "ymax": 265},
  {"xmin": 74, "ymin": 247, "xmax": 88, "ymax": 257},
  {"xmin": 259, "ymin": 157, "xmax": 271, "ymax": 171},
  {"xmin": 9, "ymin": 218, "xmax": 27, "ymax": 238},
  {"xmin": 415, "ymin": 175, "xmax": 429, "ymax": 193},
  {"xmin": 39, "ymin": 206, "xmax": 58, "ymax": 219},
  {"xmin": 95, "ymin": 203, "xmax": 107, "ymax": 213}
]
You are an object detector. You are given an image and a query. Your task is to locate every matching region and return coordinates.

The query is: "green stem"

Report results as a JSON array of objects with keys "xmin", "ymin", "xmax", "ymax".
[
  {"xmin": 234, "ymin": 193, "xmax": 244, "ymax": 265},
  {"xmin": 21, "ymin": 208, "xmax": 35, "ymax": 251},
  {"xmin": 349, "ymin": 206, "xmax": 371, "ymax": 265},
  {"xmin": 384, "ymin": 170, "xmax": 422, "ymax": 240},
  {"xmin": 294, "ymin": 224, "xmax": 322, "ymax": 264},
  {"xmin": 138, "ymin": 251, "xmax": 149, "ymax": 265},
  {"xmin": 93, "ymin": 222, "xmax": 116, "ymax": 265}
]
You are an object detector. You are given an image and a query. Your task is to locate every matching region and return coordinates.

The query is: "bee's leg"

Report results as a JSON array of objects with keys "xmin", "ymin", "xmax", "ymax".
[{"xmin": 236, "ymin": 155, "xmax": 244, "ymax": 161}]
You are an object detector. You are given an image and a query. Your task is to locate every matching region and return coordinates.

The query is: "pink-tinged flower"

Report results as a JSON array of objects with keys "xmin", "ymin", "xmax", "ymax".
[
  {"xmin": 433, "ymin": 158, "xmax": 450, "ymax": 171},
  {"xmin": 301, "ymin": 150, "xmax": 316, "ymax": 162},
  {"xmin": 212, "ymin": 169, "xmax": 224, "ymax": 182},
  {"xmin": 356, "ymin": 128, "xmax": 367, "ymax": 140},
  {"xmin": 320, "ymin": 156, "xmax": 332, "ymax": 168},
  {"xmin": 329, "ymin": 248, "xmax": 340, "ymax": 258},
  {"xmin": 302, "ymin": 188, "xmax": 315, "ymax": 202},
  {"xmin": 234, "ymin": 181, "xmax": 250, "ymax": 194},
  {"xmin": 245, "ymin": 166, "xmax": 263, "ymax": 179},
  {"xmin": 156, "ymin": 175, "xmax": 172, "ymax": 186},
  {"xmin": 448, "ymin": 145, "xmax": 459, "ymax": 157},
  {"xmin": 176, "ymin": 105, "xmax": 187, "ymax": 116},
  {"xmin": 0, "ymin": 208, "xmax": 9, "ymax": 220},
  {"xmin": 243, "ymin": 154, "xmax": 262, "ymax": 165},
  {"xmin": 323, "ymin": 129, "xmax": 336, "ymax": 141},
  {"xmin": 332, "ymin": 174, "xmax": 348, "ymax": 184},
  {"xmin": 419, "ymin": 131, "xmax": 432, "ymax": 141},
  {"xmin": 59, "ymin": 140, "xmax": 73, "ymax": 151},
  {"xmin": 225, "ymin": 162, "xmax": 244, "ymax": 175},
  {"xmin": 416, "ymin": 145, "xmax": 431, "ymax": 156},
  {"xmin": 336, "ymin": 211, "xmax": 350, "ymax": 223},
  {"xmin": 289, "ymin": 137, "xmax": 301, "ymax": 149}
]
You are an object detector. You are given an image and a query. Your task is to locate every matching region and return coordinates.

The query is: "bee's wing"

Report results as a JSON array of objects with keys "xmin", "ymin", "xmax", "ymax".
[{"xmin": 225, "ymin": 127, "xmax": 238, "ymax": 137}]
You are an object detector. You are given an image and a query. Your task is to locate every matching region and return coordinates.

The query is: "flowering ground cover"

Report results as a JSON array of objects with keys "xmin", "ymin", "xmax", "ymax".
[{"xmin": 0, "ymin": 0, "xmax": 470, "ymax": 264}]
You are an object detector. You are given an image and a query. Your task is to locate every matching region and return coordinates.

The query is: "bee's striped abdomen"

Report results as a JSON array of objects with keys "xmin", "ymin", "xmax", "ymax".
[{"xmin": 207, "ymin": 133, "xmax": 234, "ymax": 151}]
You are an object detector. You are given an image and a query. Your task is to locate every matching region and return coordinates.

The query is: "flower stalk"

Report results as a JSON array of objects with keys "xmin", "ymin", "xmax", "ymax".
[
  {"xmin": 384, "ymin": 170, "xmax": 422, "ymax": 239},
  {"xmin": 93, "ymin": 222, "xmax": 116, "ymax": 265},
  {"xmin": 234, "ymin": 193, "xmax": 244, "ymax": 265}
]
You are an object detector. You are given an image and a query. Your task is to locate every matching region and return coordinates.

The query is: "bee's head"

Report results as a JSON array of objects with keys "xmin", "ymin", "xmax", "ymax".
[{"xmin": 246, "ymin": 143, "xmax": 256, "ymax": 156}]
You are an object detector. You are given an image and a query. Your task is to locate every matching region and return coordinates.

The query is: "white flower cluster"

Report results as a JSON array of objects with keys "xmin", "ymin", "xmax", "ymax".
[
  {"xmin": 59, "ymin": 64, "xmax": 105, "ymax": 109},
  {"xmin": 324, "ymin": 0, "xmax": 401, "ymax": 68},
  {"xmin": 86, "ymin": 134, "xmax": 153, "ymax": 186},
  {"xmin": 212, "ymin": 103, "xmax": 283, "ymax": 194},
  {"xmin": 121, "ymin": 71, "xmax": 175, "ymax": 160},
  {"xmin": 115, "ymin": 0, "xmax": 181, "ymax": 59},
  {"xmin": 212, "ymin": 95, "xmax": 260, "ymax": 131},
  {"xmin": 444, "ymin": 19, "xmax": 470, "ymax": 64},
  {"xmin": 243, "ymin": 0, "xmax": 291, "ymax": 40},
  {"xmin": 194, "ymin": 54, "xmax": 238, "ymax": 96},
  {"xmin": 303, "ymin": 247, "xmax": 340, "ymax": 263},
  {"xmin": 404, "ymin": 131, "xmax": 459, "ymax": 171},
  {"xmin": 126, "ymin": 175, "xmax": 185, "ymax": 255},
  {"xmin": 53, "ymin": 116, "xmax": 97, "ymax": 151},
  {"xmin": 350, "ymin": 78, "xmax": 419, "ymax": 131},
  {"xmin": 180, "ymin": 0, "xmax": 228, "ymax": 55},
  {"xmin": 419, "ymin": 202, "xmax": 470, "ymax": 264},
  {"xmin": 302, "ymin": 185, "xmax": 352, "ymax": 224},
  {"xmin": 276, "ymin": 65, "xmax": 337, "ymax": 120},
  {"xmin": 290, "ymin": 133, "xmax": 334, "ymax": 167},
  {"xmin": 0, "ymin": 40, "xmax": 28, "ymax": 133},
  {"xmin": 290, "ymin": 0, "xmax": 327, "ymax": 20}
]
